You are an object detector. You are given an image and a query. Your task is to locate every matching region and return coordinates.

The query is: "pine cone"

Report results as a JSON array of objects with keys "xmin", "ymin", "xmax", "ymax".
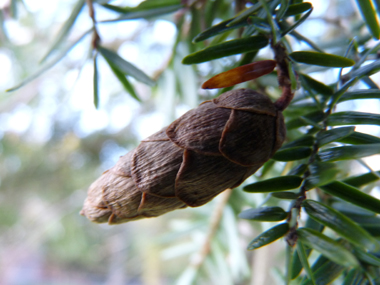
[{"xmin": 81, "ymin": 89, "xmax": 286, "ymax": 224}]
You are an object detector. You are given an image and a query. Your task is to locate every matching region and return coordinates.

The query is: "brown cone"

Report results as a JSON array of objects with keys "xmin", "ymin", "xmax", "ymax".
[{"xmin": 81, "ymin": 89, "xmax": 286, "ymax": 224}]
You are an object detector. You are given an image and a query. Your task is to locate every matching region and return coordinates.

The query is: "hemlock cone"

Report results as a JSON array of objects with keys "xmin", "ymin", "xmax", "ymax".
[{"xmin": 81, "ymin": 89, "xmax": 286, "ymax": 224}]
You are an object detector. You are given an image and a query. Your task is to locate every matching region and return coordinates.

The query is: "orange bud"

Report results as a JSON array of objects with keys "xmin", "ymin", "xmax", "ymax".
[{"xmin": 202, "ymin": 60, "xmax": 276, "ymax": 89}]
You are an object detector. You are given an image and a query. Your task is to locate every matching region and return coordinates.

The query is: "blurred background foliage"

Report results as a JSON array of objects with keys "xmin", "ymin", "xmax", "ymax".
[{"xmin": 1, "ymin": 0, "xmax": 380, "ymax": 284}]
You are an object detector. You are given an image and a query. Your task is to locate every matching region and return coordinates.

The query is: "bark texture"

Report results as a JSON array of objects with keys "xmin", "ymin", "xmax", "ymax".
[{"xmin": 81, "ymin": 89, "xmax": 286, "ymax": 224}]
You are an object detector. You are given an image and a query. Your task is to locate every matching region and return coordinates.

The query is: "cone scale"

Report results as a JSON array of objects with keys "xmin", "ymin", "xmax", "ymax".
[{"xmin": 81, "ymin": 89, "xmax": 286, "ymax": 224}]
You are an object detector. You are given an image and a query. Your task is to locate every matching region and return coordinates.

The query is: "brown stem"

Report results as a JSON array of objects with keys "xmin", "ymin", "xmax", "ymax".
[
  {"xmin": 285, "ymin": 134, "xmax": 320, "ymax": 246},
  {"xmin": 86, "ymin": 0, "xmax": 100, "ymax": 49},
  {"xmin": 191, "ymin": 189, "xmax": 232, "ymax": 269},
  {"xmin": 272, "ymin": 42, "xmax": 294, "ymax": 111}
]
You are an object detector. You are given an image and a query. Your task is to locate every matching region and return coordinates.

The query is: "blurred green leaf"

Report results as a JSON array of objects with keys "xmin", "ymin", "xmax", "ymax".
[
  {"xmin": 259, "ymin": 0, "xmax": 280, "ymax": 43},
  {"xmin": 328, "ymin": 77, "xmax": 359, "ymax": 112},
  {"xmin": 310, "ymin": 254, "xmax": 330, "ymax": 273},
  {"xmin": 355, "ymin": 0, "xmax": 380, "ymax": 39},
  {"xmin": 290, "ymin": 31, "xmax": 324, "ymax": 53},
  {"xmin": 353, "ymin": 247, "xmax": 380, "ymax": 266},
  {"xmin": 102, "ymin": 4, "xmax": 183, "ymax": 21},
  {"xmin": 304, "ymin": 162, "xmax": 339, "ymax": 189},
  {"xmin": 364, "ymin": 225, "xmax": 380, "ymax": 237},
  {"xmin": 342, "ymin": 269, "xmax": 365, "ymax": 285},
  {"xmin": 296, "ymin": 240, "xmax": 316, "ymax": 285},
  {"xmin": 10, "ymin": 0, "xmax": 18, "ymax": 18},
  {"xmin": 300, "ymin": 74, "xmax": 334, "ymax": 96},
  {"xmin": 286, "ymin": 244, "xmax": 295, "ymax": 284},
  {"xmin": 243, "ymin": 176, "xmax": 303, "ymax": 192},
  {"xmin": 40, "ymin": 0, "xmax": 85, "ymax": 63},
  {"xmin": 284, "ymin": 3, "xmax": 312, "ymax": 17},
  {"xmin": 343, "ymin": 171, "xmax": 380, "ymax": 188},
  {"xmin": 327, "ymin": 111, "xmax": 380, "ymax": 126},
  {"xmin": 318, "ymin": 144, "xmax": 380, "ymax": 162},
  {"xmin": 289, "ymin": 51, "xmax": 355, "ymax": 67},
  {"xmin": 193, "ymin": 18, "xmax": 247, "ymax": 42},
  {"xmin": 227, "ymin": 2, "xmax": 261, "ymax": 27},
  {"xmin": 280, "ymin": 7, "xmax": 313, "ymax": 36},
  {"xmin": 288, "ymin": 164, "xmax": 308, "ymax": 176},
  {"xmin": 332, "ymin": 201, "xmax": 376, "ymax": 216},
  {"xmin": 280, "ymin": 135, "xmax": 315, "ymax": 149},
  {"xmin": 101, "ymin": 4, "xmax": 130, "ymax": 13},
  {"xmin": 291, "ymin": 248, "xmax": 307, "ymax": 279},
  {"xmin": 338, "ymin": 90, "xmax": 380, "ymax": 103},
  {"xmin": 247, "ymin": 16, "xmax": 272, "ymax": 34},
  {"xmin": 294, "ymin": 219, "xmax": 325, "ymax": 277},
  {"xmin": 301, "ymin": 259, "xmax": 344, "ymax": 285},
  {"xmin": 361, "ymin": 76, "xmax": 379, "ymax": 89},
  {"xmin": 182, "ymin": 35, "xmax": 269, "ymax": 64},
  {"xmin": 303, "ymin": 200, "xmax": 380, "ymax": 251},
  {"xmin": 93, "ymin": 54, "xmax": 99, "ymax": 108},
  {"xmin": 338, "ymin": 131, "xmax": 380, "ymax": 144},
  {"xmin": 107, "ymin": 62, "xmax": 141, "ymax": 102},
  {"xmin": 289, "ymin": 61, "xmax": 299, "ymax": 90},
  {"xmin": 103, "ymin": 0, "xmax": 182, "ymax": 12},
  {"xmin": 6, "ymin": 29, "xmax": 92, "ymax": 92},
  {"xmin": 260, "ymin": 159, "xmax": 276, "ymax": 177},
  {"xmin": 272, "ymin": 146, "xmax": 312, "ymax": 161},
  {"xmin": 316, "ymin": 127, "xmax": 356, "ymax": 146},
  {"xmin": 247, "ymin": 223, "xmax": 289, "ymax": 250},
  {"xmin": 343, "ymin": 59, "xmax": 380, "ymax": 80},
  {"xmin": 320, "ymin": 181, "xmax": 380, "ymax": 214},
  {"xmin": 239, "ymin": 206, "xmax": 288, "ymax": 221},
  {"xmin": 134, "ymin": 0, "xmax": 182, "ymax": 9},
  {"xmin": 98, "ymin": 46, "xmax": 155, "ymax": 86},
  {"xmin": 286, "ymin": 111, "xmax": 325, "ymax": 129},
  {"xmin": 188, "ymin": 6, "xmax": 202, "ymax": 53},
  {"xmin": 297, "ymin": 228, "xmax": 359, "ymax": 267},
  {"xmin": 275, "ymin": 0, "xmax": 289, "ymax": 20},
  {"xmin": 271, "ymin": 191, "xmax": 299, "ymax": 199}
]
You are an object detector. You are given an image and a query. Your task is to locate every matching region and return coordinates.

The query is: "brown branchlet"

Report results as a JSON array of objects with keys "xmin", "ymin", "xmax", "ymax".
[{"xmin": 81, "ymin": 89, "xmax": 286, "ymax": 224}]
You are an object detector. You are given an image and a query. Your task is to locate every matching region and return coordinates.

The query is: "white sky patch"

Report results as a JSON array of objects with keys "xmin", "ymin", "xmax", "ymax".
[
  {"xmin": 96, "ymin": 23, "xmax": 121, "ymax": 44},
  {"xmin": 100, "ymin": 140, "xmax": 129, "ymax": 170},
  {"xmin": 24, "ymin": 0, "xmax": 62, "ymax": 25},
  {"xmin": 0, "ymin": 0, "xmax": 7, "ymax": 8},
  {"xmin": 308, "ymin": 0, "xmax": 329, "ymax": 17},
  {"xmin": 152, "ymin": 20, "xmax": 177, "ymax": 45},
  {"xmin": 297, "ymin": 19, "xmax": 328, "ymax": 39},
  {"xmin": 76, "ymin": 109, "xmax": 110, "ymax": 137},
  {"xmin": 69, "ymin": 62, "xmax": 96, "ymax": 111},
  {"xmin": 4, "ymin": 19, "xmax": 33, "ymax": 45},
  {"xmin": 133, "ymin": 112, "xmax": 165, "ymax": 140},
  {"xmin": 336, "ymin": 98, "xmax": 380, "ymax": 136},
  {"xmin": 118, "ymin": 42, "xmax": 140, "ymax": 66},
  {"xmin": 23, "ymin": 0, "xmax": 55, "ymax": 13},
  {"xmin": 0, "ymin": 51, "xmax": 12, "ymax": 87},
  {"xmin": 66, "ymin": 37, "xmax": 90, "ymax": 62},
  {"xmin": 371, "ymin": 186, "xmax": 380, "ymax": 199},
  {"xmin": 115, "ymin": 20, "xmax": 143, "ymax": 39},
  {"xmin": 3, "ymin": 104, "xmax": 33, "ymax": 134},
  {"xmin": 63, "ymin": 69, "xmax": 81, "ymax": 91},
  {"xmin": 28, "ymin": 113, "xmax": 53, "ymax": 144},
  {"xmin": 175, "ymin": 104, "xmax": 191, "ymax": 118},
  {"xmin": 109, "ymin": 103, "xmax": 136, "ymax": 132},
  {"xmin": 362, "ymin": 155, "xmax": 380, "ymax": 171},
  {"xmin": 38, "ymin": 78, "xmax": 60, "ymax": 103}
]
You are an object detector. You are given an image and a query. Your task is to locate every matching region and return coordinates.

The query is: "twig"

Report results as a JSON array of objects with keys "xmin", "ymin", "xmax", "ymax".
[
  {"xmin": 86, "ymin": 0, "xmax": 100, "ymax": 49},
  {"xmin": 191, "ymin": 189, "xmax": 232, "ymax": 269},
  {"xmin": 272, "ymin": 42, "xmax": 294, "ymax": 111}
]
